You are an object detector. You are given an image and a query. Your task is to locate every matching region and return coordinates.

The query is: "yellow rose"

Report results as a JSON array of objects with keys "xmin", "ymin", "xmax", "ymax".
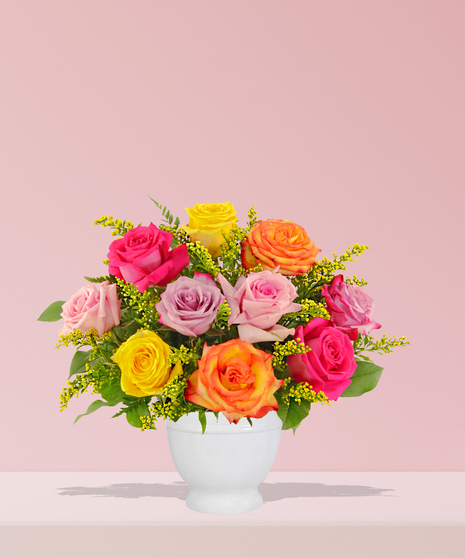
[
  {"xmin": 111, "ymin": 330, "xmax": 181, "ymax": 397},
  {"xmin": 182, "ymin": 202, "xmax": 237, "ymax": 257}
]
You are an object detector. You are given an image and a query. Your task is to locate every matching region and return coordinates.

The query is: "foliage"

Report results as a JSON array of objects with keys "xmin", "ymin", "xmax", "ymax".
[
  {"xmin": 275, "ymin": 378, "xmax": 330, "ymax": 434},
  {"xmin": 83, "ymin": 275, "xmax": 117, "ymax": 284},
  {"xmin": 37, "ymin": 301, "xmax": 65, "ymax": 322},
  {"xmin": 340, "ymin": 360, "xmax": 384, "ymax": 397},
  {"xmin": 150, "ymin": 197, "xmax": 181, "ymax": 228}
]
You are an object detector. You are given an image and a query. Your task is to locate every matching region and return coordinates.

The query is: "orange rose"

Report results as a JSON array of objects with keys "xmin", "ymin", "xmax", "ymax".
[
  {"xmin": 241, "ymin": 219, "xmax": 321, "ymax": 275},
  {"xmin": 185, "ymin": 339, "xmax": 283, "ymax": 424}
]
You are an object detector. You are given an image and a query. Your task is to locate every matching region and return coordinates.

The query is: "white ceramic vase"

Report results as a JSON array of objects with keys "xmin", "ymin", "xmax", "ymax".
[{"xmin": 166, "ymin": 411, "xmax": 282, "ymax": 515}]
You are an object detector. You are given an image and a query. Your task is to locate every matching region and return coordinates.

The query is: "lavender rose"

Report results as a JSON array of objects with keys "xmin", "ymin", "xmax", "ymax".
[
  {"xmin": 217, "ymin": 269, "xmax": 301, "ymax": 343},
  {"xmin": 321, "ymin": 275, "xmax": 381, "ymax": 340},
  {"xmin": 155, "ymin": 272, "xmax": 225, "ymax": 337}
]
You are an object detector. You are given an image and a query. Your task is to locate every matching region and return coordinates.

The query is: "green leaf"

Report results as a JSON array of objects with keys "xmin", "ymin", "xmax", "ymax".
[
  {"xmin": 112, "ymin": 320, "xmax": 139, "ymax": 341},
  {"xmin": 69, "ymin": 350, "xmax": 94, "ymax": 379},
  {"xmin": 99, "ymin": 379, "xmax": 125, "ymax": 403},
  {"xmin": 138, "ymin": 401, "xmax": 150, "ymax": 417},
  {"xmin": 83, "ymin": 275, "xmax": 110, "ymax": 283},
  {"xmin": 354, "ymin": 353, "xmax": 374, "ymax": 362},
  {"xmin": 122, "ymin": 395, "xmax": 138, "ymax": 404},
  {"xmin": 246, "ymin": 417, "xmax": 253, "ymax": 427},
  {"xmin": 126, "ymin": 400, "xmax": 150, "ymax": 428},
  {"xmin": 37, "ymin": 301, "xmax": 65, "ymax": 322},
  {"xmin": 126, "ymin": 407, "xmax": 142, "ymax": 428},
  {"xmin": 340, "ymin": 361, "xmax": 384, "ymax": 397},
  {"xmin": 121, "ymin": 307, "xmax": 136, "ymax": 321},
  {"xmin": 198, "ymin": 410, "xmax": 207, "ymax": 434},
  {"xmin": 149, "ymin": 196, "xmax": 162, "ymax": 209},
  {"xmin": 276, "ymin": 392, "xmax": 310, "ymax": 433},
  {"xmin": 174, "ymin": 217, "xmax": 180, "ymax": 228},
  {"xmin": 273, "ymin": 367, "xmax": 291, "ymax": 380},
  {"xmin": 74, "ymin": 399, "xmax": 120, "ymax": 424}
]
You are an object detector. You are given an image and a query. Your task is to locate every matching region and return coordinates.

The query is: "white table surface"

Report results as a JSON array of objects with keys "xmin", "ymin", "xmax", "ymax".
[{"xmin": 1, "ymin": 471, "xmax": 464, "ymax": 526}]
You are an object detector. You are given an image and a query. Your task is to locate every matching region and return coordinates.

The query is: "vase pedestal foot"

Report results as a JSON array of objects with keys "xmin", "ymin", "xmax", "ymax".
[{"xmin": 186, "ymin": 487, "xmax": 263, "ymax": 515}]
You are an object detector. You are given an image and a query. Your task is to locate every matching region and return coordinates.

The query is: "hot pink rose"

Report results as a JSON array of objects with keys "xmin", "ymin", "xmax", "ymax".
[
  {"xmin": 217, "ymin": 269, "xmax": 301, "ymax": 343},
  {"xmin": 155, "ymin": 272, "xmax": 225, "ymax": 337},
  {"xmin": 287, "ymin": 318, "xmax": 357, "ymax": 400},
  {"xmin": 321, "ymin": 275, "xmax": 381, "ymax": 340},
  {"xmin": 60, "ymin": 281, "xmax": 122, "ymax": 336},
  {"xmin": 108, "ymin": 223, "xmax": 189, "ymax": 292}
]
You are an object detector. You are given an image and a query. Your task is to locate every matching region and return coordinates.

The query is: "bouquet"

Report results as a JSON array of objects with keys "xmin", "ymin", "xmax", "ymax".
[{"xmin": 39, "ymin": 201, "xmax": 408, "ymax": 433}]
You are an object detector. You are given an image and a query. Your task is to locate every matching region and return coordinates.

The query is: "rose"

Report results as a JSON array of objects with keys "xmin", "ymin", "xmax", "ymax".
[
  {"xmin": 217, "ymin": 269, "xmax": 301, "ymax": 343},
  {"xmin": 321, "ymin": 275, "xmax": 381, "ymax": 340},
  {"xmin": 182, "ymin": 202, "xmax": 237, "ymax": 257},
  {"xmin": 108, "ymin": 223, "xmax": 189, "ymax": 292},
  {"xmin": 241, "ymin": 219, "xmax": 321, "ymax": 275},
  {"xmin": 60, "ymin": 281, "xmax": 121, "ymax": 336},
  {"xmin": 111, "ymin": 330, "xmax": 182, "ymax": 397},
  {"xmin": 287, "ymin": 318, "xmax": 357, "ymax": 400},
  {"xmin": 155, "ymin": 272, "xmax": 225, "ymax": 337},
  {"xmin": 185, "ymin": 338, "xmax": 283, "ymax": 424}
]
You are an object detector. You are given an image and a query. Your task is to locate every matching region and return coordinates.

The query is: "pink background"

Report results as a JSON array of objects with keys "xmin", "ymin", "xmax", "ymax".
[{"xmin": 1, "ymin": 1, "xmax": 464, "ymax": 472}]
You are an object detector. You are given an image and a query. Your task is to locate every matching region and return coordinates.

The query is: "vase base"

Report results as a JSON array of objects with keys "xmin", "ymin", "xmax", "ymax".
[{"xmin": 186, "ymin": 488, "xmax": 263, "ymax": 515}]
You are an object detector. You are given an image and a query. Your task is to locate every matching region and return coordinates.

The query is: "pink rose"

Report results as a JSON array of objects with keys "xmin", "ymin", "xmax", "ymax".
[
  {"xmin": 60, "ymin": 281, "xmax": 122, "ymax": 336},
  {"xmin": 108, "ymin": 223, "xmax": 189, "ymax": 292},
  {"xmin": 287, "ymin": 318, "xmax": 357, "ymax": 400},
  {"xmin": 217, "ymin": 269, "xmax": 301, "ymax": 343},
  {"xmin": 155, "ymin": 272, "xmax": 225, "ymax": 337},
  {"xmin": 321, "ymin": 275, "xmax": 381, "ymax": 340}
]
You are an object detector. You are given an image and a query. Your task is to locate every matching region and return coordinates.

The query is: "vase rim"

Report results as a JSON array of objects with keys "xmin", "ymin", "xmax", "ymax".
[{"xmin": 166, "ymin": 410, "xmax": 283, "ymax": 434}]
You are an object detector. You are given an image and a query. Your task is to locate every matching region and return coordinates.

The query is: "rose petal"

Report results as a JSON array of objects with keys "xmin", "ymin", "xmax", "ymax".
[{"xmin": 238, "ymin": 323, "xmax": 295, "ymax": 343}]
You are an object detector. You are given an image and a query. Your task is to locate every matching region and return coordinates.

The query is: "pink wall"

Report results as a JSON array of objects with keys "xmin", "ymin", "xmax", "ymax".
[{"xmin": 1, "ymin": 1, "xmax": 464, "ymax": 472}]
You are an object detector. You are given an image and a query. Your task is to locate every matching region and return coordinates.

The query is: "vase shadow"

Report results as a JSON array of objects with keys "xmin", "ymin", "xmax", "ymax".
[
  {"xmin": 57, "ymin": 482, "xmax": 189, "ymax": 500},
  {"xmin": 259, "ymin": 482, "xmax": 395, "ymax": 502},
  {"xmin": 57, "ymin": 481, "xmax": 394, "ymax": 502}
]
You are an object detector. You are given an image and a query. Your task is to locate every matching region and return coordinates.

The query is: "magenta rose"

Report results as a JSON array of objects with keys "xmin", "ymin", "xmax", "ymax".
[
  {"xmin": 60, "ymin": 281, "xmax": 121, "ymax": 336},
  {"xmin": 155, "ymin": 272, "xmax": 225, "ymax": 337},
  {"xmin": 287, "ymin": 318, "xmax": 357, "ymax": 400},
  {"xmin": 217, "ymin": 269, "xmax": 301, "ymax": 343},
  {"xmin": 321, "ymin": 275, "xmax": 381, "ymax": 340},
  {"xmin": 108, "ymin": 223, "xmax": 189, "ymax": 292}
]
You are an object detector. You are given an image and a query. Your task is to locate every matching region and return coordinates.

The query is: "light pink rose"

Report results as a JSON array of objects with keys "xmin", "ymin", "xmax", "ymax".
[
  {"xmin": 321, "ymin": 275, "xmax": 381, "ymax": 340},
  {"xmin": 155, "ymin": 272, "xmax": 225, "ymax": 337},
  {"xmin": 287, "ymin": 318, "xmax": 357, "ymax": 400},
  {"xmin": 217, "ymin": 269, "xmax": 301, "ymax": 343},
  {"xmin": 108, "ymin": 223, "xmax": 189, "ymax": 293},
  {"xmin": 60, "ymin": 281, "xmax": 122, "ymax": 336}
]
